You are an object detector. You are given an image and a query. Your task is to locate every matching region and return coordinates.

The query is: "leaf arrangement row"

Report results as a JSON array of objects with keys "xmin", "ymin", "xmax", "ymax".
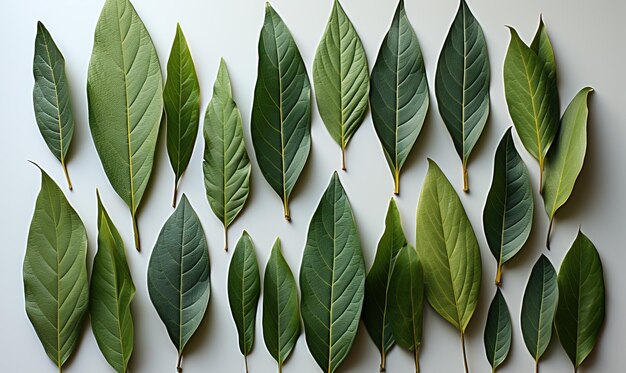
[{"xmin": 25, "ymin": 0, "xmax": 604, "ymax": 373}]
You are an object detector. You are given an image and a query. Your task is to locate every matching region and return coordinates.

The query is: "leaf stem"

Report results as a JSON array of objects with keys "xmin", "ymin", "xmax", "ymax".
[
  {"xmin": 244, "ymin": 355, "xmax": 249, "ymax": 373},
  {"xmin": 172, "ymin": 181, "xmax": 178, "ymax": 208},
  {"xmin": 535, "ymin": 360, "xmax": 539, "ymax": 373},
  {"xmin": 393, "ymin": 168, "xmax": 400, "ymax": 195},
  {"xmin": 132, "ymin": 212, "xmax": 140, "ymax": 251},
  {"xmin": 462, "ymin": 161, "xmax": 469, "ymax": 193},
  {"xmin": 546, "ymin": 218, "xmax": 555, "ymax": 250},
  {"xmin": 224, "ymin": 225, "xmax": 229, "ymax": 252},
  {"xmin": 414, "ymin": 346, "xmax": 420, "ymax": 373},
  {"xmin": 176, "ymin": 353, "xmax": 183, "ymax": 372},
  {"xmin": 461, "ymin": 331, "xmax": 470, "ymax": 373},
  {"xmin": 283, "ymin": 199, "xmax": 291, "ymax": 222},
  {"xmin": 495, "ymin": 263, "xmax": 503, "ymax": 286},
  {"xmin": 341, "ymin": 146, "xmax": 346, "ymax": 171},
  {"xmin": 380, "ymin": 349, "xmax": 386, "ymax": 372},
  {"xmin": 61, "ymin": 161, "xmax": 72, "ymax": 191}
]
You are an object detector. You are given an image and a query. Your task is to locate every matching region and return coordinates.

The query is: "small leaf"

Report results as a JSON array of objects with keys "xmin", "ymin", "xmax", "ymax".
[
  {"xmin": 23, "ymin": 166, "xmax": 89, "ymax": 370},
  {"xmin": 204, "ymin": 59, "xmax": 251, "ymax": 251},
  {"xmin": 164, "ymin": 24, "xmax": 200, "ymax": 208},
  {"xmin": 370, "ymin": 0, "xmax": 429, "ymax": 194},
  {"xmin": 147, "ymin": 195, "xmax": 210, "ymax": 372},
  {"xmin": 313, "ymin": 0, "xmax": 369, "ymax": 170},
  {"xmin": 483, "ymin": 289, "xmax": 512, "ymax": 372},
  {"xmin": 251, "ymin": 3, "xmax": 311, "ymax": 220},
  {"xmin": 262, "ymin": 239, "xmax": 301, "ymax": 370},
  {"xmin": 90, "ymin": 191, "xmax": 136, "ymax": 373},
  {"xmin": 555, "ymin": 231, "xmax": 605, "ymax": 370},
  {"xmin": 300, "ymin": 172, "xmax": 365, "ymax": 373},
  {"xmin": 483, "ymin": 128, "xmax": 533, "ymax": 285},
  {"xmin": 33, "ymin": 22, "xmax": 75, "ymax": 190}
]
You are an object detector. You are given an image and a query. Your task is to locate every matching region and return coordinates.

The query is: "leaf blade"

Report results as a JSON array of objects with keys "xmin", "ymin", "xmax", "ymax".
[{"xmin": 483, "ymin": 289, "xmax": 512, "ymax": 371}]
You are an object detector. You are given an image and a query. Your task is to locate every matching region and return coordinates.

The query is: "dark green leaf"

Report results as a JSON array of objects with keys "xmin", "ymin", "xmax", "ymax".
[
  {"xmin": 483, "ymin": 289, "xmax": 512, "ymax": 371},
  {"xmin": 530, "ymin": 18, "xmax": 557, "ymax": 94}
]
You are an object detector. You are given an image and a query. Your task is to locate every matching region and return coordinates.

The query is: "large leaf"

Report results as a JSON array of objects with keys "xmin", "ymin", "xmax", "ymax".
[
  {"xmin": 147, "ymin": 195, "xmax": 210, "ymax": 372},
  {"xmin": 434, "ymin": 0, "xmax": 490, "ymax": 192},
  {"xmin": 362, "ymin": 198, "xmax": 406, "ymax": 371},
  {"xmin": 313, "ymin": 0, "xmax": 369, "ymax": 170},
  {"xmin": 300, "ymin": 172, "xmax": 365, "ymax": 373},
  {"xmin": 164, "ymin": 24, "xmax": 200, "ymax": 208},
  {"xmin": 370, "ymin": 0, "xmax": 429, "ymax": 194},
  {"xmin": 90, "ymin": 191, "xmax": 135, "ymax": 373},
  {"xmin": 87, "ymin": 0, "xmax": 163, "ymax": 250},
  {"xmin": 483, "ymin": 128, "xmax": 533, "ymax": 285},
  {"xmin": 204, "ymin": 59, "xmax": 251, "ymax": 251},
  {"xmin": 32, "ymin": 22, "xmax": 75, "ymax": 190},
  {"xmin": 262, "ymin": 239, "xmax": 301, "ymax": 370},
  {"xmin": 23, "ymin": 166, "xmax": 89, "ymax": 370},
  {"xmin": 483, "ymin": 289, "xmax": 512, "ymax": 372},
  {"xmin": 555, "ymin": 231, "xmax": 605, "ymax": 370},
  {"xmin": 228, "ymin": 231, "xmax": 261, "ymax": 370},
  {"xmin": 251, "ymin": 3, "xmax": 311, "ymax": 220},
  {"xmin": 520, "ymin": 254, "xmax": 558, "ymax": 366}
]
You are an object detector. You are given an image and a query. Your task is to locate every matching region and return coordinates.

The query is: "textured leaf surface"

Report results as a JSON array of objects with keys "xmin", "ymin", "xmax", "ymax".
[
  {"xmin": 23, "ymin": 167, "xmax": 88, "ymax": 369},
  {"xmin": 370, "ymin": 0, "xmax": 429, "ymax": 194},
  {"xmin": 483, "ymin": 289, "xmax": 512, "ymax": 371},
  {"xmin": 530, "ymin": 18, "xmax": 557, "ymax": 94},
  {"xmin": 300, "ymin": 172, "xmax": 365, "ymax": 373}
]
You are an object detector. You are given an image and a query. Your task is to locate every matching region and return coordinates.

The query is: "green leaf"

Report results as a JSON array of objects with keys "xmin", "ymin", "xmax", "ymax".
[
  {"xmin": 363, "ymin": 198, "xmax": 406, "ymax": 370},
  {"xmin": 90, "ymin": 191, "xmax": 136, "ymax": 373},
  {"xmin": 204, "ymin": 59, "xmax": 251, "ymax": 252},
  {"xmin": 388, "ymin": 245, "xmax": 424, "ymax": 373},
  {"xmin": 483, "ymin": 289, "xmax": 512, "ymax": 372},
  {"xmin": 23, "ymin": 166, "xmax": 89, "ymax": 370},
  {"xmin": 530, "ymin": 18, "xmax": 557, "ymax": 94},
  {"xmin": 147, "ymin": 195, "xmax": 210, "ymax": 371},
  {"xmin": 228, "ymin": 231, "xmax": 261, "ymax": 368},
  {"xmin": 87, "ymin": 0, "xmax": 163, "ymax": 250},
  {"xmin": 520, "ymin": 254, "xmax": 558, "ymax": 365},
  {"xmin": 483, "ymin": 128, "xmax": 533, "ymax": 285},
  {"xmin": 262, "ymin": 239, "xmax": 301, "ymax": 369},
  {"xmin": 370, "ymin": 0, "xmax": 429, "ymax": 195},
  {"xmin": 164, "ymin": 24, "xmax": 200, "ymax": 208},
  {"xmin": 251, "ymin": 3, "xmax": 311, "ymax": 221},
  {"xmin": 555, "ymin": 231, "xmax": 605, "ymax": 370},
  {"xmin": 33, "ymin": 22, "xmax": 75, "ymax": 190},
  {"xmin": 313, "ymin": 0, "xmax": 369, "ymax": 170},
  {"xmin": 300, "ymin": 172, "xmax": 365, "ymax": 373},
  {"xmin": 434, "ymin": 0, "xmax": 490, "ymax": 192}
]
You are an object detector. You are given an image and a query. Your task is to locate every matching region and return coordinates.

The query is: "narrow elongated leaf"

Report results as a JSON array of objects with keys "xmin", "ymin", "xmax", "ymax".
[
  {"xmin": 434, "ymin": 0, "xmax": 490, "ymax": 192},
  {"xmin": 363, "ymin": 198, "xmax": 406, "ymax": 371},
  {"xmin": 147, "ymin": 195, "xmax": 210, "ymax": 371},
  {"xmin": 520, "ymin": 255, "xmax": 558, "ymax": 366},
  {"xmin": 87, "ymin": 0, "xmax": 163, "ymax": 250},
  {"xmin": 251, "ymin": 3, "xmax": 311, "ymax": 220},
  {"xmin": 204, "ymin": 59, "xmax": 251, "ymax": 251},
  {"xmin": 164, "ymin": 24, "xmax": 200, "ymax": 208},
  {"xmin": 555, "ymin": 231, "xmax": 605, "ymax": 370},
  {"xmin": 483, "ymin": 128, "xmax": 533, "ymax": 285},
  {"xmin": 33, "ymin": 22, "xmax": 75, "ymax": 190},
  {"xmin": 90, "ymin": 191, "xmax": 135, "ymax": 373},
  {"xmin": 300, "ymin": 172, "xmax": 365, "ymax": 373},
  {"xmin": 483, "ymin": 289, "xmax": 512, "ymax": 372},
  {"xmin": 263, "ymin": 239, "xmax": 300, "ymax": 369},
  {"xmin": 23, "ymin": 166, "xmax": 89, "ymax": 370},
  {"xmin": 228, "ymin": 231, "xmax": 261, "ymax": 369},
  {"xmin": 388, "ymin": 245, "xmax": 424, "ymax": 373},
  {"xmin": 313, "ymin": 0, "xmax": 369, "ymax": 170},
  {"xmin": 370, "ymin": 0, "xmax": 429, "ymax": 194}
]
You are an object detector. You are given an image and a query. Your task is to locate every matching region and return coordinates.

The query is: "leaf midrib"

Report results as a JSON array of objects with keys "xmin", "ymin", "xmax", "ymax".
[
  {"xmin": 269, "ymin": 14, "xmax": 288, "ymax": 204},
  {"xmin": 516, "ymin": 39, "xmax": 544, "ymax": 165}
]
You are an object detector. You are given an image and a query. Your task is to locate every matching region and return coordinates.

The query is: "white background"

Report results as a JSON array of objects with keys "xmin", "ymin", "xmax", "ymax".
[{"xmin": 0, "ymin": 0, "xmax": 623, "ymax": 372}]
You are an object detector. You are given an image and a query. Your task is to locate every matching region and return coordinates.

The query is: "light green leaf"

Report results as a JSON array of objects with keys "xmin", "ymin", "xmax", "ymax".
[
  {"xmin": 370, "ymin": 0, "xmax": 429, "ymax": 194},
  {"xmin": 90, "ymin": 191, "xmax": 135, "ymax": 373},
  {"xmin": 251, "ymin": 3, "xmax": 311, "ymax": 220},
  {"xmin": 300, "ymin": 172, "xmax": 365, "ymax": 373},
  {"xmin": 483, "ymin": 289, "xmax": 512, "ymax": 372},
  {"xmin": 87, "ymin": 0, "xmax": 163, "ymax": 250},
  {"xmin": 204, "ymin": 59, "xmax": 251, "ymax": 252},
  {"xmin": 313, "ymin": 0, "xmax": 369, "ymax": 170},
  {"xmin": 23, "ymin": 166, "xmax": 89, "ymax": 370}
]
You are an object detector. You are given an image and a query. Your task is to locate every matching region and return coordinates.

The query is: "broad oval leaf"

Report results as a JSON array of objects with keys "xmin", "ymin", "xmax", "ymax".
[
  {"xmin": 483, "ymin": 128, "xmax": 533, "ymax": 285},
  {"xmin": 262, "ymin": 239, "xmax": 301, "ymax": 369},
  {"xmin": 313, "ymin": 0, "xmax": 369, "ymax": 170},
  {"xmin": 483, "ymin": 289, "xmax": 512, "ymax": 372},
  {"xmin": 434, "ymin": 0, "xmax": 490, "ymax": 192},
  {"xmin": 90, "ymin": 191, "xmax": 136, "ymax": 373},
  {"xmin": 23, "ymin": 166, "xmax": 89, "ymax": 369},
  {"xmin": 300, "ymin": 172, "xmax": 365, "ymax": 373},
  {"xmin": 520, "ymin": 254, "xmax": 558, "ymax": 364},
  {"xmin": 164, "ymin": 24, "xmax": 200, "ymax": 208},
  {"xmin": 33, "ymin": 22, "xmax": 75, "ymax": 190},
  {"xmin": 147, "ymin": 195, "xmax": 210, "ymax": 371},
  {"xmin": 87, "ymin": 0, "xmax": 163, "ymax": 250},
  {"xmin": 204, "ymin": 59, "xmax": 251, "ymax": 252},
  {"xmin": 251, "ymin": 3, "xmax": 311, "ymax": 220},
  {"xmin": 555, "ymin": 231, "xmax": 605, "ymax": 369},
  {"xmin": 370, "ymin": 0, "xmax": 429, "ymax": 194}
]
